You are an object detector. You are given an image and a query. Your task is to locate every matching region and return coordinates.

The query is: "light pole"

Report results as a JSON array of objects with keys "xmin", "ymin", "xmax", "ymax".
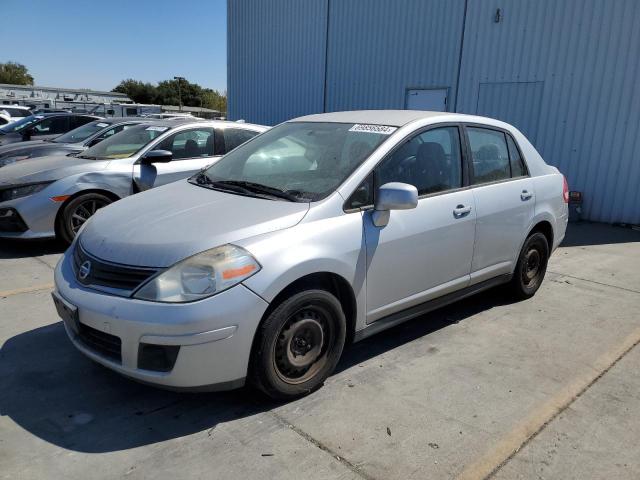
[{"xmin": 173, "ymin": 76, "xmax": 185, "ymax": 111}]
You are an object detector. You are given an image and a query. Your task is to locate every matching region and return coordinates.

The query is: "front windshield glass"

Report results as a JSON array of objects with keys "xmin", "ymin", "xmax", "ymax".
[
  {"xmin": 53, "ymin": 121, "xmax": 111, "ymax": 143},
  {"xmin": 201, "ymin": 122, "xmax": 391, "ymax": 201},
  {"xmin": 78, "ymin": 124, "xmax": 169, "ymax": 159},
  {"xmin": 0, "ymin": 115, "xmax": 43, "ymax": 133}
]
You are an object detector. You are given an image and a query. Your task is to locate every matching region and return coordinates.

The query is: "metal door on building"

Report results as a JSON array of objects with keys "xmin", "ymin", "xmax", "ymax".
[{"xmin": 405, "ymin": 88, "xmax": 448, "ymax": 111}]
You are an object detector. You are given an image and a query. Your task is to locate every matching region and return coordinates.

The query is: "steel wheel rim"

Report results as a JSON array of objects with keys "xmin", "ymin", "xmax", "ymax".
[
  {"xmin": 69, "ymin": 198, "xmax": 109, "ymax": 234},
  {"xmin": 522, "ymin": 247, "xmax": 542, "ymax": 287},
  {"xmin": 273, "ymin": 304, "xmax": 335, "ymax": 385}
]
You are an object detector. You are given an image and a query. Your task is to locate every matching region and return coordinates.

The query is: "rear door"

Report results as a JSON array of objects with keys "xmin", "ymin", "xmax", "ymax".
[{"xmin": 464, "ymin": 125, "xmax": 535, "ymax": 283}]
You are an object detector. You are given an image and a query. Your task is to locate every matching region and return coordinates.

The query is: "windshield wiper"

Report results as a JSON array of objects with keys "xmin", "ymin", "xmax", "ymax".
[{"xmin": 211, "ymin": 180, "xmax": 307, "ymax": 202}]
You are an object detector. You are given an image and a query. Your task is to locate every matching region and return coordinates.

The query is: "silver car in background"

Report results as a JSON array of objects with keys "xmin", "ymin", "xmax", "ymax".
[
  {"xmin": 53, "ymin": 110, "xmax": 568, "ymax": 399},
  {"xmin": 0, "ymin": 118, "xmax": 148, "ymax": 167},
  {"xmin": 0, "ymin": 119, "xmax": 266, "ymax": 242}
]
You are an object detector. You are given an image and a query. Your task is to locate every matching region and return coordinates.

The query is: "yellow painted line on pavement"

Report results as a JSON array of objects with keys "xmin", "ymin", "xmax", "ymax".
[
  {"xmin": 0, "ymin": 283, "xmax": 55, "ymax": 298},
  {"xmin": 457, "ymin": 325, "xmax": 640, "ymax": 480}
]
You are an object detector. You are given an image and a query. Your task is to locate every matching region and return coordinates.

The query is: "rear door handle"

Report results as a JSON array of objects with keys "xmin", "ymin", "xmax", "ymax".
[
  {"xmin": 521, "ymin": 190, "xmax": 533, "ymax": 201},
  {"xmin": 453, "ymin": 204, "xmax": 472, "ymax": 217}
]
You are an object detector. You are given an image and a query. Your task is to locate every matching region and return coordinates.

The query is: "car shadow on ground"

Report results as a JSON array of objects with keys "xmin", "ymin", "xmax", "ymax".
[
  {"xmin": 561, "ymin": 222, "xmax": 640, "ymax": 248},
  {"xmin": 0, "ymin": 287, "xmax": 516, "ymax": 454},
  {"xmin": 0, "ymin": 238, "xmax": 66, "ymax": 259}
]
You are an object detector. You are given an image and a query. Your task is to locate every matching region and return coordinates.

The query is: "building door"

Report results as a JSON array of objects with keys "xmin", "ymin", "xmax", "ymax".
[{"xmin": 405, "ymin": 88, "xmax": 448, "ymax": 111}]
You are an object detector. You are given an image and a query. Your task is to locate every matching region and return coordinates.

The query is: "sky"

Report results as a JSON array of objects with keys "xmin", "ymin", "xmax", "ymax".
[{"xmin": 0, "ymin": 0, "xmax": 227, "ymax": 92}]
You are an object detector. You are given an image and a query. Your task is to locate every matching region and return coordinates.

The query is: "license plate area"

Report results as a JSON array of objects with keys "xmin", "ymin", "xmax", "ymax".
[{"xmin": 52, "ymin": 291, "xmax": 79, "ymax": 335}]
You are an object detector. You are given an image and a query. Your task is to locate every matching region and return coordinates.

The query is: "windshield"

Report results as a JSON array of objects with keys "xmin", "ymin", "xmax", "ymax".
[
  {"xmin": 53, "ymin": 121, "xmax": 111, "ymax": 144},
  {"xmin": 0, "ymin": 115, "xmax": 43, "ymax": 133},
  {"xmin": 200, "ymin": 122, "xmax": 391, "ymax": 201},
  {"xmin": 77, "ymin": 124, "xmax": 169, "ymax": 159}
]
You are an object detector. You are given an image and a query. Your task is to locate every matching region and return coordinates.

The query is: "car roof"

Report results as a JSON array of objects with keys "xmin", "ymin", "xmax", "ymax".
[
  {"xmin": 120, "ymin": 119, "xmax": 267, "ymax": 130},
  {"xmin": 30, "ymin": 112, "xmax": 101, "ymax": 118},
  {"xmin": 1, "ymin": 105, "xmax": 31, "ymax": 110},
  {"xmin": 290, "ymin": 110, "xmax": 452, "ymax": 127}
]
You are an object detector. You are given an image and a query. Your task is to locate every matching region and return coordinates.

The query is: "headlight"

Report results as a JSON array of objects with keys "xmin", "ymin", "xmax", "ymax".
[
  {"xmin": 133, "ymin": 244, "xmax": 261, "ymax": 303},
  {"xmin": 0, "ymin": 181, "xmax": 53, "ymax": 201}
]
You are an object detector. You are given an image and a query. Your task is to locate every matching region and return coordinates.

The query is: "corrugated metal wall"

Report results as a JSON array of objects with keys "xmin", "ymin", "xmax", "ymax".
[
  {"xmin": 456, "ymin": 0, "xmax": 640, "ymax": 224},
  {"xmin": 227, "ymin": 0, "xmax": 328, "ymax": 126},
  {"xmin": 324, "ymin": 0, "xmax": 465, "ymax": 112},
  {"xmin": 228, "ymin": 0, "xmax": 640, "ymax": 224}
]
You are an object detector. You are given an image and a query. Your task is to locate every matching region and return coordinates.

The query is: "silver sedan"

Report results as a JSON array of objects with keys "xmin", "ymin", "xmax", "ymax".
[
  {"xmin": 0, "ymin": 119, "xmax": 267, "ymax": 242},
  {"xmin": 53, "ymin": 110, "xmax": 568, "ymax": 399}
]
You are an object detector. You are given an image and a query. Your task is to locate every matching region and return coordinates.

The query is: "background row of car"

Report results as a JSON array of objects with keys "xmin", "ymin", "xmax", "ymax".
[{"xmin": 0, "ymin": 117, "xmax": 267, "ymax": 243}]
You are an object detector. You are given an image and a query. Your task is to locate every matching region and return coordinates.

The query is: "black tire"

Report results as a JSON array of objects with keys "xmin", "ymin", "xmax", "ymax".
[
  {"xmin": 57, "ymin": 192, "xmax": 112, "ymax": 244},
  {"xmin": 510, "ymin": 232, "xmax": 549, "ymax": 299},
  {"xmin": 250, "ymin": 289, "xmax": 347, "ymax": 400}
]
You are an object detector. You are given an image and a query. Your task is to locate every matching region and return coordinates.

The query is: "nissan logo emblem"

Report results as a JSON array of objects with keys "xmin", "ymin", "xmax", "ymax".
[{"xmin": 78, "ymin": 260, "xmax": 92, "ymax": 280}]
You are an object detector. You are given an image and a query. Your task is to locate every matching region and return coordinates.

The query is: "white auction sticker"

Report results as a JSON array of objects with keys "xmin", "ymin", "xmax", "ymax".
[
  {"xmin": 145, "ymin": 126, "xmax": 169, "ymax": 132},
  {"xmin": 349, "ymin": 124, "xmax": 397, "ymax": 135},
  {"xmin": 96, "ymin": 122, "xmax": 110, "ymax": 128}
]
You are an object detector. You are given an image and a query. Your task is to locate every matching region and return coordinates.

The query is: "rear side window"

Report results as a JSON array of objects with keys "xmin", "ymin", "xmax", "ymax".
[
  {"xmin": 222, "ymin": 128, "xmax": 259, "ymax": 153},
  {"xmin": 467, "ymin": 127, "xmax": 510, "ymax": 184},
  {"xmin": 506, "ymin": 134, "xmax": 527, "ymax": 177},
  {"xmin": 70, "ymin": 116, "xmax": 95, "ymax": 129}
]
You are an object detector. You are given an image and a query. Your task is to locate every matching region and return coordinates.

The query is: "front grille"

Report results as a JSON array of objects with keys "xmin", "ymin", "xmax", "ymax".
[
  {"xmin": 73, "ymin": 243, "xmax": 158, "ymax": 292},
  {"xmin": 77, "ymin": 322, "xmax": 122, "ymax": 363}
]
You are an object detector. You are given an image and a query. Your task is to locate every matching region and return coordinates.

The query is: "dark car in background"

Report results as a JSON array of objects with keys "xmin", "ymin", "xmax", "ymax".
[
  {"xmin": 0, "ymin": 113, "xmax": 100, "ymax": 147},
  {"xmin": 0, "ymin": 118, "xmax": 148, "ymax": 167}
]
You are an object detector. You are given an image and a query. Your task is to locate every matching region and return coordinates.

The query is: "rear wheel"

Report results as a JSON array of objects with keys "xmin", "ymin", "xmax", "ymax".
[
  {"xmin": 58, "ymin": 193, "xmax": 112, "ymax": 244},
  {"xmin": 250, "ymin": 289, "xmax": 346, "ymax": 400},
  {"xmin": 510, "ymin": 232, "xmax": 549, "ymax": 299}
]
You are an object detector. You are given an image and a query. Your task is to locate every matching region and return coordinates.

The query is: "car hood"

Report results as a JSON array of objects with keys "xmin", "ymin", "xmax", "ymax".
[
  {"xmin": 0, "ymin": 139, "xmax": 46, "ymax": 155},
  {"xmin": 0, "ymin": 143, "xmax": 78, "ymax": 166},
  {"xmin": 0, "ymin": 154, "xmax": 108, "ymax": 186},
  {"xmin": 79, "ymin": 180, "xmax": 310, "ymax": 267}
]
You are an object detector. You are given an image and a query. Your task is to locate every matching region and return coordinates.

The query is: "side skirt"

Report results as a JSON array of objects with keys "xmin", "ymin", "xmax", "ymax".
[{"xmin": 353, "ymin": 274, "xmax": 512, "ymax": 342}]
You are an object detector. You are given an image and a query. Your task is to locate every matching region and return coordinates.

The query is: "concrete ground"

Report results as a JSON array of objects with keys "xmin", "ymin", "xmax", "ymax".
[{"xmin": 1, "ymin": 222, "xmax": 639, "ymax": 480}]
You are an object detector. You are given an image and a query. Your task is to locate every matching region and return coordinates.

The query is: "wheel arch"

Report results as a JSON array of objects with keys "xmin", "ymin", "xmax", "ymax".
[{"xmin": 53, "ymin": 188, "xmax": 121, "ymax": 237}]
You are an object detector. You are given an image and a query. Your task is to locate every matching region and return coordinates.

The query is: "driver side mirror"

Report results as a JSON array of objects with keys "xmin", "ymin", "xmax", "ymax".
[
  {"xmin": 372, "ymin": 182, "xmax": 418, "ymax": 227},
  {"xmin": 141, "ymin": 149, "xmax": 172, "ymax": 164},
  {"xmin": 23, "ymin": 127, "xmax": 35, "ymax": 140}
]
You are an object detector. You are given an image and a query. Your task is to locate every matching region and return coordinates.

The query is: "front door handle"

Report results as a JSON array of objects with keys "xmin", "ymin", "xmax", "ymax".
[
  {"xmin": 521, "ymin": 190, "xmax": 533, "ymax": 201},
  {"xmin": 453, "ymin": 204, "xmax": 472, "ymax": 217}
]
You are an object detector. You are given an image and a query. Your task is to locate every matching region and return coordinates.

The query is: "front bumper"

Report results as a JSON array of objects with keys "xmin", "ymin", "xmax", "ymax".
[
  {"xmin": 53, "ymin": 250, "xmax": 270, "ymax": 390},
  {"xmin": 0, "ymin": 193, "xmax": 59, "ymax": 239}
]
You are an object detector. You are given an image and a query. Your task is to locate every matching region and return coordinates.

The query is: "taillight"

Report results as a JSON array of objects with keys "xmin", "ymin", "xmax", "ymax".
[{"xmin": 562, "ymin": 176, "xmax": 569, "ymax": 203}]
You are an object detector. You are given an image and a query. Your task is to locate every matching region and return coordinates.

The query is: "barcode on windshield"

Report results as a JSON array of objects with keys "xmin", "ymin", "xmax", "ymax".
[{"xmin": 349, "ymin": 124, "xmax": 397, "ymax": 135}]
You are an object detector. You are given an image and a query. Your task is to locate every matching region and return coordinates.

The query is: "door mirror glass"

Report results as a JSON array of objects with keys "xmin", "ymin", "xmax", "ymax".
[{"xmin": 141, "ymin": 149, "xmax": 173, "ymax": 164}]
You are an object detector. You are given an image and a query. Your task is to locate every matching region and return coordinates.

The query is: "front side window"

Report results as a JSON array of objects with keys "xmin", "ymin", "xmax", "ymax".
[
  {"xmin": 201, "ymin": 122, "xmax": 390, "ymax": 201},
  {"xmin": 78, "ymin": 124, "xmax": 168, "ymax": 159},
  {"xmin": 157, "ymin": 128, "xmax": 214, "ymax": 159},
  {"xmin": 467, "ymin": 127, "xmax": 510, "ymax": 184},
  {"xmin": 33, "ymin": 116, "xmax": 69, "ymax": 135},
  {"xmin": 376, "ymin": 126, "xmax": 463, "ymax": 196}
]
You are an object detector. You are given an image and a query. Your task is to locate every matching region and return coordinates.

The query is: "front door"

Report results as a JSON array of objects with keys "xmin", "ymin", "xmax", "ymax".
[
  {"xmin": 133, "ymin": 127, "xmax": 218, "ymax": 191},
  {"xmin": 364, "ymin": 125, "xmax": 475, "ymax": 323}
]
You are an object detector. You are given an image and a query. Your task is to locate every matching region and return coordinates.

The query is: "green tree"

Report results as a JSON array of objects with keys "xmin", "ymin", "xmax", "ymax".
[
  {"xmin": 0, "ymin": 62, "xmax": 34, "ymax": 85},
  {"xmin": 112, "ymin": 79, "xmax": 157, "ymax": 104}
]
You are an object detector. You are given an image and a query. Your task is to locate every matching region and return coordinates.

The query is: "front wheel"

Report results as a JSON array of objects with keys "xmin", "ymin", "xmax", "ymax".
[
  {"xmin": 57, "ymin": 192, "xmax": 112, "ymax": 244},
  {"xmin": 510, "ymin": 232, "xmax": 549, "ymax": 299},
  {"xmin": 250, "ymin": 289, "xmax": 347, "ymax": 400}
]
